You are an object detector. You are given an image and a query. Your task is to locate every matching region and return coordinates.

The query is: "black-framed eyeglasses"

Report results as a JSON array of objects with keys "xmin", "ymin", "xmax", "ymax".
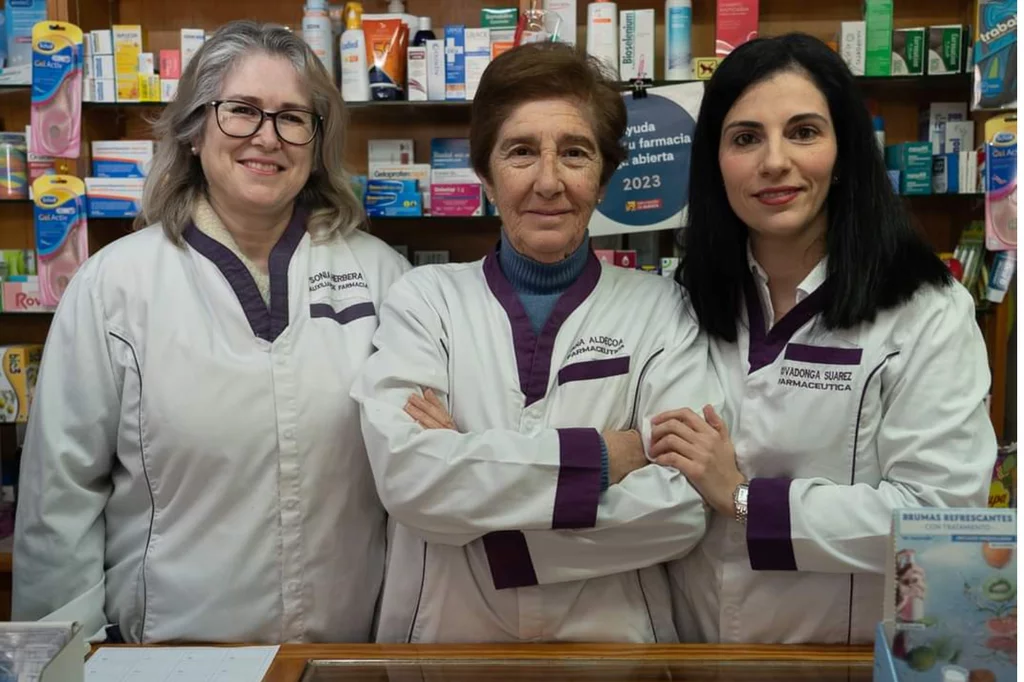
[{"xmin": 207, "ymin": 99, "xmax": 322, "ymax": 146}]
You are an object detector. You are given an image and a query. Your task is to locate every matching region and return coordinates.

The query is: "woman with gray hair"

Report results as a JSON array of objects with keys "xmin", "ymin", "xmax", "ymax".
[{"xmin": 12, "ymin": 20, "xmax": 407, "ymax": 643}]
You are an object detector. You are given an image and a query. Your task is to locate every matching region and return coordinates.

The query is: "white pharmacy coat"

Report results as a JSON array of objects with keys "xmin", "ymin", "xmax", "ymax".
[
  {"xmin": 13, "ymin": 210, "xmax": 409, "ymax": 643},
  {"xmin": 352, "ymin": 250, "xmax": 719, "ymax": 643},
  {"xmin": 670, "ymin": 257, "xmax": 997, "ymax": 644}
]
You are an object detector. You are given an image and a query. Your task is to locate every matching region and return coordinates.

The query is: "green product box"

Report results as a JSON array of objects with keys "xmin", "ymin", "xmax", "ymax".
[
  {"xmin": 891, "ymin": 27, "xmax": 925, "ymax": 76},
  {"xmin": 885, "ymin": 142, "xmax": 933, "ymax": 194},
  {"xmin": 863, "ymin": 0, "xmax": 894, "ymax": 76},
  {"xmin": 481, "ymin": 7, "xmax": 518, "ymax": 28},
  {"xmin": 927, "ymin": 24, "xmax": 963, "ymax": 74}
]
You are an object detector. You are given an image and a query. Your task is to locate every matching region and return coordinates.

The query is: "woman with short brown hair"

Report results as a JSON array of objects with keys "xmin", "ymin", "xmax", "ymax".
[{"xmin": 353, "ymin": 43, "xmax": 719, "ymax": 643}]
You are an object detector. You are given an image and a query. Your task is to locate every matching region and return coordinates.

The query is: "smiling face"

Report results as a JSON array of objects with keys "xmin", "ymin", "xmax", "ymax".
[
  {"xmin": 196, "ymin": 52, "xmax": 315, "ymax": 220},
  {"xmin": 718, "ymin": 70, "xmax": 838, "ymax": 247},
  {"xmin": 484, "ymin": 98, "xmax": 603, "ymax": 263}
]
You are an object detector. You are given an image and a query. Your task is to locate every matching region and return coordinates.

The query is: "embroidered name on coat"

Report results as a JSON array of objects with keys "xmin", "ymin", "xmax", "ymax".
[
  {"xmin": 308, "ymin": 270, "xmax": 368, "ymax": 293},
  {"xmin": 565, "ymin": 335, "xmax": 626, "ymax": 360}
]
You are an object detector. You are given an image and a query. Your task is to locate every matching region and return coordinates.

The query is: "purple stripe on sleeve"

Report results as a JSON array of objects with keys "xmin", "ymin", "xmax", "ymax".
[
  {"xmin": 784, "ymin": 343, "xmax": 863, "ymax": 365},
  {"xmin": 746, "ymin": 477, "xmax": 798, "ymax": 571},
  {"xmin": 483, "ymin": 531, "xmax": 538, "ymax": 589},
  {"xmin": 552, "ymin": 428, "xmax": 602, "ymax": 529},
  {"xmin": 557, "ymin": 356, "xmax": 630, "ymax": 385},
  {"xmin": 310, "ymin": 301, "xmax": 376, "ymax": 325}
]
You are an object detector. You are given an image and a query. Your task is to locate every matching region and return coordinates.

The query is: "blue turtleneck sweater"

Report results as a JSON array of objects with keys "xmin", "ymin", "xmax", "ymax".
[{"xmin": 498, "ymin": 231, "xmax": 610, "ymax": 491}]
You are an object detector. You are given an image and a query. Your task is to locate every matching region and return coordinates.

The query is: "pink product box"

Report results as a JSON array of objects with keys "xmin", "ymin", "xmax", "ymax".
[
  {"xmin": 2, "ymin": 277, "xmax": 55, "ymax": 313},
  {"xmin": 430, "ymin": 183, "xmax": 483, "ymax": 217}
]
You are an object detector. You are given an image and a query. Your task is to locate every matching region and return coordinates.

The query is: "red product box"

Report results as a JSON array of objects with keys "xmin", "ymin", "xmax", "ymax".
[
  {"xmin": 594, "ymin": 249, "xmax": 615, "ymax": 265},
  {"xmin": 159, "ymin": 50, "xmax": 182, "ymax": 79},
  {"xmin": 614, "ymin": 250, "xmax": 637, "ymax": 269}
]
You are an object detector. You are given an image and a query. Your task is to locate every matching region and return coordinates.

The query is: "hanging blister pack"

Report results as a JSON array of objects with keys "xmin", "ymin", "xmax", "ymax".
[
  {"xmin": 972, "ymin": 0, "xmax": 1017, "ymax": 111},
  {"xmin": 30, "ymin": 22, "xmax": 83, "ymax": 158},
  {"xmin": 32, "ymin": 175, "xmax": 88, "ymax": 306},
  {"xmin": 984, "ymin": 113, "xmax": 1017, "ymax": 251}
]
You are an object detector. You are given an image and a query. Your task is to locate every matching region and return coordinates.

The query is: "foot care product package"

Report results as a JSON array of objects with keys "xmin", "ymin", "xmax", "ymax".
[
  {"xmin": 30, "ymin": 22, "xmax": 84, "ymax": 158},
  {"xmin": 32, "ymin": 175, "xmax": 88, "ymax": 306}
]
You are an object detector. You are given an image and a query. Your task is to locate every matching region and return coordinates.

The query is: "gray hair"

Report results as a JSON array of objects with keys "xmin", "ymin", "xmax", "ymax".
[{"xmin": 135, "ymin": 20, "xmax": 364, "ymax": 243}]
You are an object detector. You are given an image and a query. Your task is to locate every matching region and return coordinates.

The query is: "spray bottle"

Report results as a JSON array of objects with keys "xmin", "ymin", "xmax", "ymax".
[
  {"xmin": 303, "ymin": 0, "xmax": 335, "ymax": 77},
  {"xmin": 340, "ymin": 2, "xmax": 371, "ymax": 102}
]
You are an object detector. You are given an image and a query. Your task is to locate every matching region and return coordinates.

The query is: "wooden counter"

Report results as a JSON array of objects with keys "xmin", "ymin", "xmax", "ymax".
[{"xmin": 258, "ymin": 644, "xmax": 875, "ymax": 682}]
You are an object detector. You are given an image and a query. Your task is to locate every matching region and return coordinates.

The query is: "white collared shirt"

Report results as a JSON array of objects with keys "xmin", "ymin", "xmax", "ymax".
[{"xmin": 745, "ymin": 244, "xmax": 828, "ymax": 330}]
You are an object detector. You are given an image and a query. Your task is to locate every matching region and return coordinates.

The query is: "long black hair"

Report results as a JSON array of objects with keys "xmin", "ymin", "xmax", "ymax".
[{"xmin": 677, "ymin": 33, "xmax": 951, "ymax": 342}]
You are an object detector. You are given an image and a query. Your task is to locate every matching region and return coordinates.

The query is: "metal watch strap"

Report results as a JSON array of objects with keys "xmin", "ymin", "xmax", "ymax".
[{"xmin": 733, "ymin": 483, "xmax": 749, "ymax": 525}]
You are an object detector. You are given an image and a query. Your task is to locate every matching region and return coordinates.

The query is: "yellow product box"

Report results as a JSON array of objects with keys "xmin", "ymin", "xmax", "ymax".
[
  {"xmin": 112, "ymin": 24, "xmax": 142, "ymax": 77},
  {"xmin": 138, "ymin": 74, "xmax": 160, "ymax": 102},
  {"xmin": 116, "ymin": 75, "xmax": 140, "ymax": 102},
  {"xmin": 0, "ymin": 345, "xmax": 42, "ymax": 423}
]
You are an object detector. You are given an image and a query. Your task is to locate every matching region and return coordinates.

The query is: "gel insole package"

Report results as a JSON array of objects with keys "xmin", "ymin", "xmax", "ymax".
[
  {"xmin": 973, "ymin": 0, "xmax": 1017, "ymax": 111},
  {"xmin": 30, "ymin": 22, "xmax": 84, "ymax": 159},
  {"xmin": 32, "ymin": 175, "xmax": 88, "ymax": 306},
  {"xmin": 985, "ymin": 113, "xmax": 1017, "ymax": 251}
]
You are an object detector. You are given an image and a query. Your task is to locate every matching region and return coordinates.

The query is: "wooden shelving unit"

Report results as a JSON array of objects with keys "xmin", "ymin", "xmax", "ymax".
[{"xmin": 0, "ymin": 0, "xmax": 1014, "ymax": 618}]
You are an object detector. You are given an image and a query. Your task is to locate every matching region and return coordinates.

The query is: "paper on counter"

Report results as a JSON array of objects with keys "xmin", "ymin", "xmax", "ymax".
[{"xmin": 85, "ymin": 646, "xmax": 279, "ymax": 682}]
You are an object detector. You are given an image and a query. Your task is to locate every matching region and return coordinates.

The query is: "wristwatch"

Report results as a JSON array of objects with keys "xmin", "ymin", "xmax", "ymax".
[{"xmin": 733, "ymin": 482, "xmax": 749, "ymax": 525}]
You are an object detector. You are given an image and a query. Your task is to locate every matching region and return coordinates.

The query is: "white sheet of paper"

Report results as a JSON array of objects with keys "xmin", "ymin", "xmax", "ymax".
[{"xmin": 85, "ymin": 646, "xmax": 279, "ymax": 682}]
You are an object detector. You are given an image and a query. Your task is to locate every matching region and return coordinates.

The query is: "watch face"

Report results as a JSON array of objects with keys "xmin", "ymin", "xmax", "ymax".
[{"xmin": 736, "ymin": 486, "xmax": 749, "ymax": 505}]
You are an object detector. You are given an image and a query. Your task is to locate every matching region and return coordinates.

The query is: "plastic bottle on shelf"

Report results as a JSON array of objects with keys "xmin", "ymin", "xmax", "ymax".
[
  {"xmin": 412, "ymin": 17, "xmax": 435, "ymax": 47},
  {"xmin": 873, "ymin": 115, "xmax": 886, "ymax": 154},
  {"xmin": 586, "ymin": 1, "xmax": 618, "ymax": 79},
  {"xmin": 302, "ymin": 0, "xmax": 335, "ymax": 77},
  {"xmin": 340, "ymin": 2, "xmax": 371, "ymax": 102},
  {"xmin": 664, "ymin": 0, "xmax": 692, "ymax": 80},
  {"xmin": 387, "ymin": 0, "xmax": 405, "ymax": 12}
]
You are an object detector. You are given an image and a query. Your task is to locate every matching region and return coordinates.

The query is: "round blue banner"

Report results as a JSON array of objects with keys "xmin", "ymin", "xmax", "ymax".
[{"xmin": 596, "ymin": 93, "xmax": 695, "ymax": 227}]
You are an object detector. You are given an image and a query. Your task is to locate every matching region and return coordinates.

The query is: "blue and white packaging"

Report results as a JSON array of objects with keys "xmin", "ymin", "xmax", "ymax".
[
  {"xmin": 932, "ymin": 154, "xmax": 959, "ymax": 194},
  {"xmin": 430, "ymin": 138, "xmax": 471, "ymax": 169},
  {"xmin": 444, "ymin": 25, "xmax": 465, "ymax": 101},
  {"xmin": 365, "ymin": 191, "xmax": 422, "ymax": 217},
  {"xmin": 366, "ymin": 178, "xmax": 418, "ymax": 195},
  {"xmin": 91, "ymin": 140, "xmax": 153, "ymax": 178},
  {"xmin": 425, "ymin": 39, "xmax": 446, "ymax": 101},
  {"xmin": 85, "ymin": 177, "xmax": 144, "ymax": 217},
  {"xmin": 6, "ymin": 0, "xmax": 46, "ymax": 69}
]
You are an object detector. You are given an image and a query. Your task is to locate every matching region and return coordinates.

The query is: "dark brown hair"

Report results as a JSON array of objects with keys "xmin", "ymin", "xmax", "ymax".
[{"xmin": 470, "ymin": 42, "xmax": 627, "ymax": 187}]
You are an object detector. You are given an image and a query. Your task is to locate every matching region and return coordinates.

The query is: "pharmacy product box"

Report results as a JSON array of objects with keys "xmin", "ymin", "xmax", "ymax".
[
  {"xmin": 544, "ymin": 0, "xmax": 577, "ymax": 46},
  {"xmin": 159, "ymin": 49, "xmax": 181, "ymax": 78},
  {"xmin": 0, "ymin": 249, "xmax": 35, "ymax": 281},
  {"xmin": 864, "ymin": 0, "xmax": 894, "ymax": 76},
  {"xmin": 594, "ymin": 249, "xmax": 615, "ymax": 264},
  {"xmin": 927, "ymin": 25, "xmax": 963, "ymax": 75},
  {"xmin": 0, "ymin": 345, "xmax": 42, "ymax": 423},
  {"xmin": 138, "ymin": 52, "xmax": 155, "ymax": 75},
  {"xmin": 715, "ymin": 0, "xmax": 759, "ymax": 58},
  {"xmin": 931, "ymin": 154, "xmax": 959, "ymax": 194},
  {"xmin": 138, "ymin": 74, "xmax": 160, "ymax": 102},
  {"xmin": 879, "ymin": 508, "xmax": 1017, "ymax": 682},
  {"xmin": 112, "ymin": 25, "xmax": 142, "ymax": 77},
  {"xmin": 91, "ymin": 29, "xmax": 113, "ymax": 54},
  {"xmin": 1, "ymin": 276, "xmax": 51, "ymax": 313},
  {"xmin": 886, "ymin": 142, "xmax": 932, "ymax": 194},
  {"xmin": 425, "ymin": 39, "xmax": 446, "ymax": 101},
  {"xmin": 919, "ymin": 103, "xmax": 968, "ymax": 154},
  {"xmin": 464, "ymin": 28, "xmax": 490, "ymax": 100},
  {"xmin": 369, "ymin": 139, "xmax": 415, "ymax": 172},
  {"xmin": 431, "ymin": 183, "xmax": 483, "ymax": 216},
  {"xmin": 619, "ymin": 9, "xmax": 655, "ymax": 80},
  {"xmin": 91, "ymin": 78, "xmax": 116, "ymax": 103},
  {"xmin": 85, "ymin": 177, "xmax": 144, "ymax": 217},
  {"xmin": 613, "ymin": 250, "xmax": 637, "ymax": 269},
  {"xmin": 444, "ymin": 25, "xmax": 466, "ymax": 101},
  {"xmin": 367, "ymin": 179, "xmax": 418, "ymax": 195},
  {"xmin": 481, "ymin": 7, "xmax": 517, "ymax": 44},
  {"xmin": 944, "ymin": 121, "xmax": 974, "ymax": 154},
  {"xmin": 989, "ymin": 447, "xmax": 1016, "ymax": 508},
  {"xmin": 116, "ymin": 75, "xmax": 140, "ymax": 102},
  {"xmin": 5, "ymin": 0, "xmax": 47, "ymax": 69},
  {"xmin": 430, "ymin": 138, "xmax": 471, "ymax": 170},
  {"xmin": 369, "ymin": 164, "xmax": 432, "ymax": 215},
  {"xmin": 839, "ymin": 21, "xmax": 866, "ymax": 76},
  {"xmin": 90, "ymin": 55, "xmax": 115, "ymax": 79},
  {"xmin": 181, "ymin": 29, "xmax": 205, "ymax": 72},
  {"xmin": 161, "ymin": 79, "xmax": 178, "ymax": 102},
  {"xmin": 891, "ymin": 28, "xmax": 925, "ymax": 76},
  {"xmin": 660, "ymin": 257, "xmax": 680, "ymax": 278},
  {"xmin": 407, "ymin": 46, "xmax": 428, "ymax": 101},
  {"xmin": 365, "ymin": 191, "xmax": 423, "ymax": 217},
  {"xmin": 91, "ymin": 140, "xmax": 153, "ymax": 178}
]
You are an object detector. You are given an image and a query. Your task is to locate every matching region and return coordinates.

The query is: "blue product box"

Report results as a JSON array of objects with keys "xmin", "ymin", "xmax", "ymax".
[
  {"xmin": 430, "ymin": 138, "xmax": 471, "ymax": 169},
  {"xmin": 365, "ymin": 191, "xmax": 423, "ymax": 217},
  {"xmin": 366, "ymin": 179, "xmax": 418, "ymax": 194},
  {"xmin": 444, "ymin": 25, "xmax": 466, "ymax": 101}
]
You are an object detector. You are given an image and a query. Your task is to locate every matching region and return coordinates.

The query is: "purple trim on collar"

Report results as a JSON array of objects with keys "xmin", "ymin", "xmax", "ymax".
[
  {"xmin": 784, "ymin": 343, "xmax": 863, "ymax": 366},
  {"xmin": 184, "ymin": 206, "xmax": 307, "ymax": 343},
  {"xmin": 746, "ymin": 477, "xmax": 798, "ymax": 571},
  {"xmin": 267, "ymin": 206, "xmax": 308, "ymax": 340},
  {"xmin": 743, "ymin": 269, "xmax": 828, "ymax": 373},
  {"xmin": 310, "ymin": 301, "xmax": 376, "ymax": 325},
  {"xmin": 184, "ymin": 225, "xmax": 272, "ymax": 340},
  {"xmin": 483, "ymin": 247, "xmax": 602, "ymax": 406},
  {"xmin": 483, "ymin": 531, "xmax": 539, "ymax": 589},
  {"xmin": 552, "ymin": 428, "xmax": 602, "ymax": 529}
]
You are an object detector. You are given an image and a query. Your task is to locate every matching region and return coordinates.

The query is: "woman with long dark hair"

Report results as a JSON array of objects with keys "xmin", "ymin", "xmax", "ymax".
[{"xmin": 650, "ymin": 33, "xmax": 996, "ymax": 643}]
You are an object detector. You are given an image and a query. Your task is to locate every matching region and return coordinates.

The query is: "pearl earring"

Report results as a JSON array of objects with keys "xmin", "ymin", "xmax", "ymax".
[{"xmin": 190, "ymin": 145, "xmax": 198, "ymax": 155}]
